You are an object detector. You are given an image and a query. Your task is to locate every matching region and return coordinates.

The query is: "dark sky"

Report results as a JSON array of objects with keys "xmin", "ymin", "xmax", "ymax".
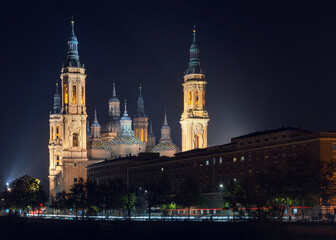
[{"xmin": 1, "ymin": 0, "xmax": 336, "ymax": 188}]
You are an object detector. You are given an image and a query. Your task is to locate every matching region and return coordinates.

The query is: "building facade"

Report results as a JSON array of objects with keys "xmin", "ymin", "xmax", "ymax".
[
  {"xmin": 88, "ymin": 127, "xmax": 336, "ymax": 207},
  {"xmin": 180, "ymin": 28, "xmax": 210, "ymax": 151}
]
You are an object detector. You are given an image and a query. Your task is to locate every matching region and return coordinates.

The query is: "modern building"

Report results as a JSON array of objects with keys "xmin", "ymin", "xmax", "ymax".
[{"xmin": 88, "ymin": 127, "xmax": 336, "ymax": 207}]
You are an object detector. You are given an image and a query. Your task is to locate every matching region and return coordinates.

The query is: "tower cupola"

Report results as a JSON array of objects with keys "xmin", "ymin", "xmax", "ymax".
[
  {"xmin": 119, "ymin": 100, "xmax": 133, "ymax": 137},
  {"xmin": 160, "ymin": 111, "xmax": 172, "ymax": 143},
  {"xmin": 91, "ymin": 108, "xmax": 101, "ymax": 138},
  {"xmin": 185, "ymin": 26, "xmax": 202, "ymax": 75},
  {"xmin": 64, "ymin": 18, "xmax": 81, "ymax": 68}
]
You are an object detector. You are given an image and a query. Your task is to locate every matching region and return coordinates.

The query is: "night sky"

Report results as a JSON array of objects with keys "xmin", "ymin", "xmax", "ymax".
[{"xmin": 1, "ymin": 1, "xmax": 336, "ymax": 188}]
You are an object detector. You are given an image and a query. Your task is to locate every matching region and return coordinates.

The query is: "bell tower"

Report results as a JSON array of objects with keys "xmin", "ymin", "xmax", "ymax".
[
  {"xmin": 133, "ymin": 85, "xmax": 148, "ymax": 143},
  {"xmin": 180, "ymin": 27, "xmax": 210, "ymax": 151},
  {"xmin": 58, "ymin": 19, "xmax": 88, "ymax": 195}
]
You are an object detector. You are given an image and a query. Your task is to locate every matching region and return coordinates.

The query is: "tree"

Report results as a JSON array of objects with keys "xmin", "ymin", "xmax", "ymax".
[
  {"xmin": 320, "ymin": 159, "xmax": 336, "ymax": 211},
  {"xmin": 175, "ymin": 176, "xmax": 201, "ymax": 218},
  {"xmin": 2, "ymin": 175, "xmax": 46, "ymax": 215},
  {"xmin": 143, "ymin": 174, "xmax": 171, "ymax": 219},
  {"xmin": 68, "ymin": 178, "xmax": 87, "ymax": 219}
]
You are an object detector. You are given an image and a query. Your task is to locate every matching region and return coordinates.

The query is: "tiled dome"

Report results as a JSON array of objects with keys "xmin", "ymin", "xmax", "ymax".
[
  {"xmin": 152, "ymin": 142, "xmax": 180, "ymax": 151},
  {"xmin": 108, "ymin": 136, "xmax": 145, "ymax": 145},
  {"xmin": 87, "ymin": 139, "xmax": 109, "ymax": 150}
]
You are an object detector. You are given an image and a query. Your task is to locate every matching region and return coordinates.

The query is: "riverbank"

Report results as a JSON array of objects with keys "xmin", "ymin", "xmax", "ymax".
[{"xmin": 1, "ymin": 216, "xmax": 336, "ymax": 240}]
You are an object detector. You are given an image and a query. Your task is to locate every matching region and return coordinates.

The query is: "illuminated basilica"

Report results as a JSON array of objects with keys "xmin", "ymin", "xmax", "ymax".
[{"xmin": 48, "ymin": 20, "xmax": 209, "ymax": 197}]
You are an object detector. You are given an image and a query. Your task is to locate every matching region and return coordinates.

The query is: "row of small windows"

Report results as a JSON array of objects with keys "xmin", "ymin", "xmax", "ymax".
[
  {"xmin": 50, "ymin": 126, "xmax": 60, "ymax": 140},
  {"xmin": 64, "ymin": 84, "xmax": 84, "ymax": 105},
  {"xmin": 188, "ymin": 91, "xmax": 205, "ymax": 107},
  {"xmin": 239, "ymin": 135, "xmax": 288, "ymax": 145}
]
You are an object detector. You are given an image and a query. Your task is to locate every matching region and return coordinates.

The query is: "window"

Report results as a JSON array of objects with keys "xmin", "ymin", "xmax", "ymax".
[
  {"xmin": 241, "ymin": 156, "xmax": 244, "ymax": 161},
  {"xmin": 195, "ymin": 135, "xmax": 200, "ymax": 148},
  {"xmin": 72, "ymin": 85, "xmax": 77, "ymax": 104},
  {"xmin": 202, "ymin": 91, "xmax": 205, "ymax": 106},
  {"xmin": 51, "ymin": 127, "xmax": 54, "ymax": 140},
  {"xmin": 64, "ymin": 84, "xmax": 68, "ymax": 104},
  {"xmin": 206, "ymin": 160, "xmax": 209, "ymax": 166},
  {"xmin": 81, "ymin": 87, "xmax": 84, "ymax": 104},
  {"xmin": 233, "ymin": 157, "xmax": 237, "ymax": 162},
  {"xmin": 188, "ymin": 91, "xmax": 192, "ymax": 105},
  {"xmin": 219, "ymin": 157, "xmax": 223, "ymax": 164},
  {"xmin": 256, "ymin": 139, "xmax": 260, "ymax": 143},
  {"xmin": 293, "ymin": 208, "xmax": 297, "ymax": 214},
  {"xmin": 213, "ymin": 157, "xmax": 216, "ymax": 164},
  {"xmin": 56, "ymin": 126, "xmax": 60, "ymax": 139},
  {"xmin": 161, "ymin": 168, "xmax": 164, "ymax": 171},
  {"xmin": 273, "ymin": 136, "xmax": 278, "ymax": 140},
  {"xmin": 73, "ymin": 133, "xmax": 79, "ymax": 147},
  {"xmin": 56, "ymin": 155, "xmax": 60, "ymax": 166},
  {"xmin": 333, "ymin": 143, "xmax": 336, "ymax": 151},
  {"xmin": 74, "ymin": 163, "xmax": 77, "ymax": 167},
  {"xmin": 74, "ymin": 178, "xmax": 77, "ymax": 183},
  {"xmin": 196, "ymin": 91, "xmax": 199, "ymax": 105},
  {"xmin": 282, "ymin": 135, "xmax": 287, "ymax": 138}
]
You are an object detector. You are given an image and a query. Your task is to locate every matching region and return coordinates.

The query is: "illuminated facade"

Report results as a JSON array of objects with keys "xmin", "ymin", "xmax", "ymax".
[
  {"xmin": 133, "ymin": 86, "xmax": 149, "ymax": 144},
  {"xmin": 153, "ymin": 111, "xmax": 180, "ymax": 157},
  {"xmin": 49, "ymin": 20, "xmax": 88, "ymax": 198},
  {"xmin": 180, "ymin": 28, "xmax": 210, "ymax": 151}
]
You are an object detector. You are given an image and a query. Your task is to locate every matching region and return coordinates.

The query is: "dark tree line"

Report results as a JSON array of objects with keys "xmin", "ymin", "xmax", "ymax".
[
  {"xmin": 1, "ymin": 175, "xmax": 47, "ymax": 215},
  {"xmin": 223, "ymin": 153, "xmax": 336, "ymax": 221}
]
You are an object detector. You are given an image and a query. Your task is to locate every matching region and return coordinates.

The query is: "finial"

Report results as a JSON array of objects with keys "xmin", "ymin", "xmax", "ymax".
[
  {"xmin": 193, "ymin": 25, "xmax": 196, "ymax": 42},
  {"xmin": 139, "ymin": 84, "xmax": 142, "ymax": 97},
  {"xmin": 124, "ymin": 99, "xmax": 128, "ymax": 115},
  {"xmin": 113, "ymin": 79, "xmax": 116, "ymax": 97},
  {"xmin": 149, "ymin": 119, "xmax": 154, "ymax": 133},
  {"xmin": 71, "ymin": 16, "xmax": 75, "ymax": 35},
  {"xmin": 94, "ymin": 107, "xmax": 98, "ymax": 121},
  {"xmin": 55, "ymin": 80, "xmax": 59, "ymax": 94},
  {"xmin": 164, "ymin": 110, "xmax": 167, "ymax": 124}
]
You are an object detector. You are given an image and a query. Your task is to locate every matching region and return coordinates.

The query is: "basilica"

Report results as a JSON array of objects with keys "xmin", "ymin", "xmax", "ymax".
[{"xmin": 48, "ymin": 20, "xmax": 210, "ymax": 197}]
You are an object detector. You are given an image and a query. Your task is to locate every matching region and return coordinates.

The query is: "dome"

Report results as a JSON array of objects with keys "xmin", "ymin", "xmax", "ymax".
[
  {"xmin": 87, "ymin": 139, "xmax": 109, "ymax": 150},
  {"xmin": 108, "ymin": 136, "xmax": 145, "ymax": 145},
  {"xmin": 152, "ymin": 142, "xmax": 180, "ymax": 151}
]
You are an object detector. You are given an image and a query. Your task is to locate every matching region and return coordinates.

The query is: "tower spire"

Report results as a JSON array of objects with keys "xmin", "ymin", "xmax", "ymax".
[
  {"xmin": 53, "ymin": 80, "xmax": 61, "ymax": 114},
  {"xmin": 136, "ymin": 84, "xmax": 146, "ymax": 117},
  {"xmin": 64, "ymin": 17, "xmax": 81, "ymax": 67},
  {"xmin": 113, "ymin": 80, "xmax": 116, "ymax": 97},
  {"xmin": 164, "ymin": 109, "xmax": 168, "ymax": 125},
  {"xmin": 124, "ymin": 99, "xmax": 128, "ymax": 116},
  {"xmin": 186, "ymin": 25, "xmax": 201, "ymax": 75}
]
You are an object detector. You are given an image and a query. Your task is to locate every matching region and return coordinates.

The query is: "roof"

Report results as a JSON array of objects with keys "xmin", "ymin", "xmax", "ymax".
[{"xmin": 232, "ymin": 127, "xmax": 312, "ymax": 140}]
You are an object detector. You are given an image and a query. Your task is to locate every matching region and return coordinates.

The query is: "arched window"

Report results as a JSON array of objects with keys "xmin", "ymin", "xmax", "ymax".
[
  {"xmin": 202, "ymin": 91, "xmax": 205, "ymax": 107},
  {"xmin": 73, "ymin": 133, "xmax": 79, "ymax": 147},
  {"xmin": 64, "ymin": 84, "xmax": 68, "ymax": 104},
  {"xmin": 81, "ymin": 86, "xmax": 84, "ymax": 104},
  {"xmin": 196, "ymin": 91, "xmax": 199, "ymax": 106},
  {"xmin": 50, "ymin": 127, "xmax": 53, "ymax": 140},
  {"xmin": 56, "ymin": 155, "xmax": 60, "ymax": 166},
  {"xmin": 56, "ymin": 126, "xmax": 60, "ymax": 139},
  {"xmin": 195, "ymin": 135, "xmax": 200, "ymax": 148},
  {"xmin": 72, "ymin": 85, "xmax": 77, "ymax": 104},
  {"xmin": 141, "ymin": 129, "xmax": 144, "ymax": 141},
  {"xmin": 188, "ymin": 91, "xmax": 192, "ymax": 105}
]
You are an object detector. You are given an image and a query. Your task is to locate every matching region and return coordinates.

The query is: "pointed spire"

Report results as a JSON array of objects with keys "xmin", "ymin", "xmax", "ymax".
[
  {"xmin": 71, "ymin": 16, "xmax": 75, "ymax": 36},
  {"xmin": 164, "ymin": 110, "xmax": 168, "ymax": 125},
  {"xmin": 53, "ymin": 80, "xmax": 61, "ymax": 114},
  {"xmin": 124, "ymin": 99, "xmax": 128, "ymax": 116},
  {"xmin": 113, "ymin": 80, "xmax": 116, "ymax": 97},
  {"xmin": 149, "ymin": 121, "xmax": 154, "ymax": 134},
  {"xmin": 64, "ymin": 17, "xmax": 81, "ymax": 67},
  {"xmin": 193, "ymin": 25, "xmax": 196, "ymax": 43},
  {"xmin": 136, "ymin": 84, "xmax": 146, "ymax": 117},
  {"xmin": 94, "ymin": 107, "xmax": 97, "ymax": 121},
  {"xmin": 185, "ymin": 25, "xmax": 201, "ymax": 75}
]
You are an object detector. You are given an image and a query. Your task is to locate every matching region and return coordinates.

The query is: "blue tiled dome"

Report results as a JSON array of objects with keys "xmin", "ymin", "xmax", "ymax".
[
  {"xmin": 87, "ymin": 139, "xmax": 109, "ymax": 150},
  {"xmin": 152, "ymin": 142, "xmax": 180, "ymax": 151},
  {"xmin": 108, "ymin": 136, "xmax": 145, "ymax": 145}
]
